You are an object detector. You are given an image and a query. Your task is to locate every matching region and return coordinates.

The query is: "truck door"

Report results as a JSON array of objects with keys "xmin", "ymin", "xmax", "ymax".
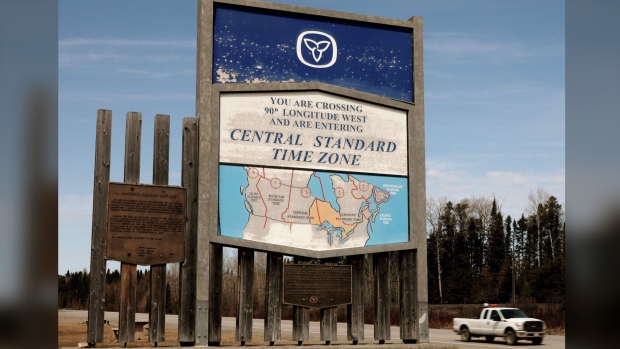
[
  {"xmin": 473, "ymin": 309, "xmax": 488, "ymax": 333},
  {"xmin": 489, "ymin": 310, "xmax": 503, "ymax": 336}
]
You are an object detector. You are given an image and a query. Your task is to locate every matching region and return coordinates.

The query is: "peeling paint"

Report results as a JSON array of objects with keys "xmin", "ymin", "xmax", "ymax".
[
  {"xmin": 419, "ymin": 312, "xmax": 427, "ymax": 324},
  {"xmin": 215, "ymin": 67, "xmax": 238, "ymax": 83}
]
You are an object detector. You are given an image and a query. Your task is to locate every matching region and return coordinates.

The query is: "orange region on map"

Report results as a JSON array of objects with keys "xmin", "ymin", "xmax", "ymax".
[{"xmin": 309, "ymin": 199, "xmax": 358, "ymax": 239}]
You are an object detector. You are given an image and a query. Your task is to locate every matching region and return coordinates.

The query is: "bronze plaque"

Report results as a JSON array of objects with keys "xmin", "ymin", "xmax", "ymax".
[
  {"xmin": 105, "ymin": 183, "xmax": 185, "ymax": 265},
  {"xmin": 282, "ymin": 264, "xmax": 352, "ymax": 308}
]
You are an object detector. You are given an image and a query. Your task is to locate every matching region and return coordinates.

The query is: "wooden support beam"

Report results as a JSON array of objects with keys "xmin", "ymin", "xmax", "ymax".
[
  {"xmin": 347, "ymin": 254, "xmax": 365, "ymax": 344},
  {"xmin": 118, "ymin": 263, "xmax": 137, "ymax": 343},
  {"xmin": 87, "ymin": 109, "xmax": 112, "ymax": 345},
  {"xmin": 320, "ymin": 259, "xmax": 338, "ymax": 344},
  {"xmin": 292, "ymin": 257, "xmax": 311, "ymax": 344},
  {"xmin": 179, "ymin": 117, "xmax": 199, "ymax": 344},
  {"xmin": 400, "ymin": 249, "xmax": 417, "ymax": 343},
  {"xmin": 208, "ymin": 244, "xmax": 223, "ymax": 344},
  {"xmin": 236, "ymin": 248, "xmax": 254, "ymax": 344},
  {"xmin": 320, "ymin": 307, "xmax": 337, "ymax": 344},
  {"xmin": 373, "ymin": 253, "xmax": 390, "ymax": 342},
  {"xmin": 149, "ymin": 114, "xmax": 170, "ymax": 344},
  {"xmin": 264, "ymin": 253, "xmax": 283, "ymax": 345},
  {"xmin": 118, "ymin": 112, "xmax": 142, "ymax": 345}
]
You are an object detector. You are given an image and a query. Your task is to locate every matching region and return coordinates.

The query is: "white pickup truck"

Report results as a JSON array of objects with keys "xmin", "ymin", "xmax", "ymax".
[{"xmin": 453, "ymin": 304, "xmax": 546, "ymax": 345}]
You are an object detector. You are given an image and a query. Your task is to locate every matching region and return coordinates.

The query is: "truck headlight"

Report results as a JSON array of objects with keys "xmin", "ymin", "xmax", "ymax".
[
  {"xmin": 515, "ymin": 322, "xmax": 524, "ymax": 331},
  {"xmin": 542, "ymin": 321, "xmax": 546, "ymax": 331}
]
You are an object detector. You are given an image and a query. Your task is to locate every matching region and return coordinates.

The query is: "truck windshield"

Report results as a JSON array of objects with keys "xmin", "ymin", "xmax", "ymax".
[{"xmin": 500, "ymin": 309, "xmax": 528, "ymax": 319}]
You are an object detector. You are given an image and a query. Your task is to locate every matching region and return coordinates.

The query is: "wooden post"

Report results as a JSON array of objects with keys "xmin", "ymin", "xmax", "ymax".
[
  {"xmin": 208, "ymin": 244, "xmax": 223, "ymax": 344},
  {"xmin": 292, "ymin": 257, "xmax": 311, "ymax": 344},
  {"xmin": 118, "ymin": 111, "xmax": 142, "ymax": 344},
  {"xmin": 87, "ymin": 109, "xmax": 112, "ymax": 345},
  {"xmin": 119, "ymin": 263, "xmax": 138, "ymax": 343},
  {"xmin": 410, "ymin": 16, "xmax": 429, "ymax": 343},
  {"xmin": 400, "ymin": 249, "xmax": 416, "ymax": 343},
  {"xmin": 179, "ymin": 117, "xmax": 199, "ymax": 344},
  {"xmin": 264, "ymin": 253, "xmax": 282, "ymax": 345},
  {"xmin": 320, "ymin": 307, "xmax": 337, "ymax": 344},
  {"xmin": 373, "ymin": 253, "xmax": 390, "ymax": 342},
  {"xmin": 292, "ymin": 304, "xmax": 309, "ymax": 345},
  {"xmin": 347, "ymin": 254, "xmax": 365, "ymax": 344},
  {"xmin": 320, "ymin": 259, "xmax": 337, "ymax": 344},
  {"xmin": 195, "ymin": 0, "xmax": 214, "ymax": 345},
  {"xmin": 149, "ymin": 114, "xmax": 170, "ymax": 344},
  {"xmin": 236, "ymin": 248, "xmax": 254, "ymax": 344}
]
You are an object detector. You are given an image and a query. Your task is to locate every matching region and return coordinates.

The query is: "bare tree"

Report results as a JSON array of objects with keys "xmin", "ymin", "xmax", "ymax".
[
  {"xmin": 527, "ymin": 188, "xmax": 550, "ymax": 266},
  {"xmin": 167, "ymin": 263, "xmax": 180, "ymax": 313},
  {"xmin": 468, "ymin": 196, "xmax": 494, "ymax": 232},
  {"xmin": 426, "ymin": 196, "xmax": 447, "ymax": 303}
]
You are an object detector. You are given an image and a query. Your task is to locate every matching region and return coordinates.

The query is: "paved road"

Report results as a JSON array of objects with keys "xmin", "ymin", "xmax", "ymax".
[{"xmin": 59, "ymin": 310, "xmax": 565, "ymax": 348}]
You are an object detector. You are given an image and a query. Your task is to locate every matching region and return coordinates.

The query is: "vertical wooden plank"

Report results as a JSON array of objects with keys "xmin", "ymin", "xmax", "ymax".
[
  {"xmin": 292, "ymin": 304, "xmax": 309, "ymax": 344},
  {"xmin": 195, "ymin": 0, "xmax": 214, "ymax": 343},
  {"xmin": 119, "ymin": 263, "xmax": 137, "ymax": 343},
  {"xmin": 236, "ymin": 248, "xmax": 254, "ymax": 344},
  {"xmin": 347, "ymin": 254, "xmax": 365, "ymax": 343},
  {"xmin": 320, "ymin": 259, "xmax": 337, "ymax": 344},
  {"xmin": 410, "ymin": 16, "xmax": 429, "ymax": 344},
  {"xmin": 208, "ymin": 244, "xmax": 223, "ymax": 344},
  {"xmin": 179, "ymin": 117, "xmax": 199, "ymax": 344},
  {"xmin": 320, "ymin": 307, "xmax": 337, "ymax": 344},
  {"xmin": 373, "ymin": 253, "xmax": 390, "ymax": 342},
  {"xmin": 149, "ymin": 264, "xmax": 166, "ymax": 342},
  {"xmin": 118, "ymin": 111, "xmax": 142, "ymax": 345},
  {"xmin": 264, "ymin": 253, "xmax": 282, "ymax": 345},
  {"xmin": 87, "ymin": 109, "xmax": 112, "ymax": 345},
  {"xmin": 149, "ymin": 114, "xmax": 170, "ymax": 344},
  {"xmin": 292, "ymin": 257, "xmax": 310, "ymax": 344},
  {"xmin": 400, "ymin": 250, "xmax": 416, "ymax": 343}
]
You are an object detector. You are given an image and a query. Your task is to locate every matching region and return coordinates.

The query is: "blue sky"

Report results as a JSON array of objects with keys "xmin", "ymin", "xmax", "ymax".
[{"xmin": 58, "ymin": 0, "xmax": 564, "ymax": 273}]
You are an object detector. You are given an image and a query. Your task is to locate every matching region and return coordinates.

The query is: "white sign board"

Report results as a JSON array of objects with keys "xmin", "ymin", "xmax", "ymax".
[{"xmin": 219, "ymin": 91, "xmax": 408, "ymax": 176}]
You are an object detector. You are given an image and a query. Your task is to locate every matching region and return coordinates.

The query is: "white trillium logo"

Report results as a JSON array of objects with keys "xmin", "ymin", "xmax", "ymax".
[
  {"xmin": 303, "ymin": 38, "xmax": 331, "ymax": 63},
  {"xmin": 296, "ymin": 30, "xmax": 337, "ymax": 68}
]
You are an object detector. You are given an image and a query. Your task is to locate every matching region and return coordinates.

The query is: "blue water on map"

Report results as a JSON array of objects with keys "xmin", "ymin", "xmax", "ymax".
[
  {"xmin": 219, "ymin": 164, "xmax": 250, "ymax": 238},
  {"xmin": 345, "ymin": 173, "xmax": 409, "ymax": 246}
]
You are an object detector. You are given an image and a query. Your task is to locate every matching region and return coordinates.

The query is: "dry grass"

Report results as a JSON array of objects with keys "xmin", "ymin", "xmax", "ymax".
[{"xmin": 58, "ymin": 322, "xmax": 305, "ymax": 348}]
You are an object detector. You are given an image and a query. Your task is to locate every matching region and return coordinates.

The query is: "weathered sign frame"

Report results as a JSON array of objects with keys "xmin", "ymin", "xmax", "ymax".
[
  {"xmin": 195, "ymin": 0, "xmax": 428, "ymax": 345},
  {"xmin": 209, "ymin": 82, "xmax": 424, "ymax": 259}
]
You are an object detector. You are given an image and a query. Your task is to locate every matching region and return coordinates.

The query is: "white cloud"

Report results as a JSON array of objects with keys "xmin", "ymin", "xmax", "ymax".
[
  {"xmin": 59, "ymin": 92, "xmax": 194, "ymax": 102},
  {"xmin": 486, "ymin": 171, "xmax": 528, "ymax": 185},
  {"xmin": 426, "ymin": 160, "xmax": 565, "ymax": 219},
  {"xmin": 59, "ymin": 38, "xmax": 195, "ymax": 48},
  {"xmin": 425, "ymin": 32, "xmax": 563, "ymax": 64}
]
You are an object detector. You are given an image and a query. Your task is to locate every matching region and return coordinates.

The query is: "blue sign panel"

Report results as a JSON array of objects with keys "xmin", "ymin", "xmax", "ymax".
[{"xmin": 213, "ymin": 4, "xmax": 414, "ymax": 102}]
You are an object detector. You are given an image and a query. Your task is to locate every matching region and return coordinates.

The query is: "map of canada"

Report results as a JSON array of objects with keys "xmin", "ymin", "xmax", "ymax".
[{"xmin": 218, "ymin": 165, "xmax": 408, "ymax": 251}]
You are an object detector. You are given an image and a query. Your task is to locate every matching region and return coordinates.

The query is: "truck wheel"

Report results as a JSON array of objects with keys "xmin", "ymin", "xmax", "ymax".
[
  {"xmin": 504, "ymin": 330, "xmax": 516, "ymax": 346},
  {"xmin": 532, "ymin": 337, "xmax": 543, "ymax": 345},
  {"xmin": 485, "ymin": 336, "xmax": 494, "ymax": 342},
  {"xmin": 460, "ymin": 328, "xmax": 471, "ymax": 342}
]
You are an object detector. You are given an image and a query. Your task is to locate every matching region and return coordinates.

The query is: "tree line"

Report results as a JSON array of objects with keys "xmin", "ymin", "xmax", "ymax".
[
  {"xmin": 426, "ymin": 189, "xmax": 564, "ymax": 305},
  {"xmin": 59, "ymin": 189, "xmax": 564, "ymax": 314},
  {"xmin": 58, "ymin": 266, "xmax": 180, "ymax": 314}
]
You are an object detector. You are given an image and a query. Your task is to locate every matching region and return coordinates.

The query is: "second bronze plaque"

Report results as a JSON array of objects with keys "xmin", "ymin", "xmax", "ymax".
[{"xmin": 282, "ymin": 264, "xmax": 352, "ymax": 308}]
